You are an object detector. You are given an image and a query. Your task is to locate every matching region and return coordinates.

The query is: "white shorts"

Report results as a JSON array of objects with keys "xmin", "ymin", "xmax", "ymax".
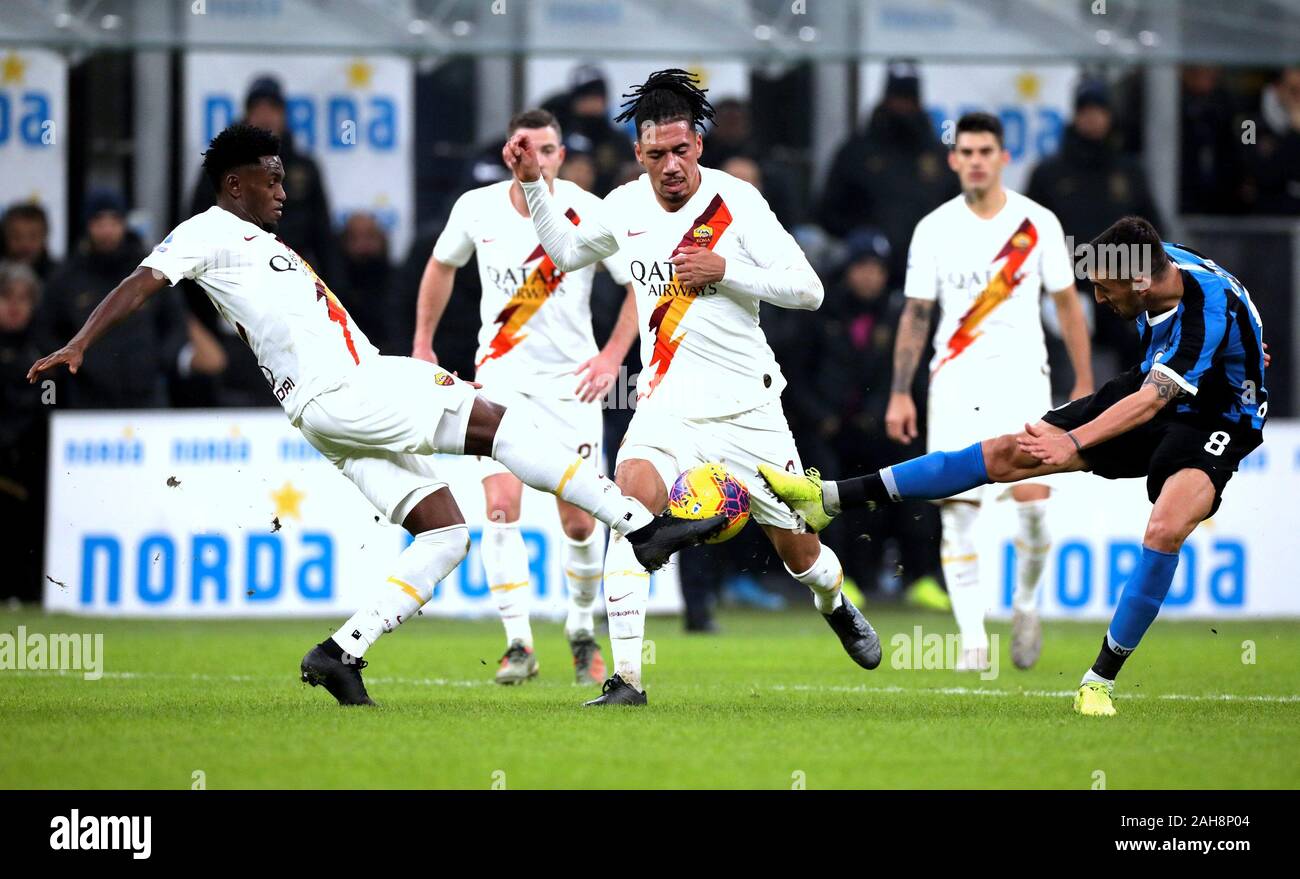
[
  {"xmin": 927, "ymin": 362, "xmax": 1053, "ymax": 502},
  {"xmin": 477, "ymin": 384, "xmax": 604, "ymax": 480},
  {"xmin": 298, "ymin": 356, "xmax": 478, "ymax": 525},
  {"xmin": 617, "ymin": 399, "xmax": 802, "ymax": 530}
]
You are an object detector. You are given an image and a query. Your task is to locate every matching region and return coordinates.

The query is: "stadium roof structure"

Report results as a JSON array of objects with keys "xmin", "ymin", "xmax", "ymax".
[{"xmin": 2, "ymin": 0, "xmax": 1299, "ymax": 66}]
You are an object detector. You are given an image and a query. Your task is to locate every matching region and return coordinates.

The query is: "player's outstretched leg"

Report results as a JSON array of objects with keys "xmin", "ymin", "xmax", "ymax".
[
  {"xmin": 758, "ymin": 441, "xmax": 992, "ymax": 532},
  {"xmin": 1074, "ymin": 469, "xmax": 1212, "ymax": 717},
  {"xmin": 302, "ymin": 519, "xmax": 471, "ymax": 706},
  {"xmin": 476, "ymin": 402, "xmax": 725, "ymax": 569},
  {"xmin": 758, "ymin": 433, "xmax": 1073, "ymax": 531}
]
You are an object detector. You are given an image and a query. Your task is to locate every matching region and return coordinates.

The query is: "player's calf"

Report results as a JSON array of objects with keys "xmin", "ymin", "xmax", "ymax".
[{"xmin": 1075, "ymin": 469, "xmax": 1214, "ymax": 714}]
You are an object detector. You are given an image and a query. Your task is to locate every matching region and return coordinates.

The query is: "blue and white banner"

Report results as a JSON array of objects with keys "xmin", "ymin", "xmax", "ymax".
[
  {"xmin": 182, "ymin": 52, "xmax": 414, "ymax": 258},
  {"xmin": 979, "ymin": 423, "xmax": 1299, "ymax": 619},
  {"xmin": 859, "ymin": 62, "xmax": 1076, "ymax": 193},
  {"xmin": 0, "ymin": 48, "xmax": 67, "ymax": 256},
  {"xmin": 43, "ymin": 410, "xmax": 682, "ymax": 618}
]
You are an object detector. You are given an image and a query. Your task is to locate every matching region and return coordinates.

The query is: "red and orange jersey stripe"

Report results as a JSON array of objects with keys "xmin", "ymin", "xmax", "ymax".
[
  {"xmin": 477, "ymin": 207, "xmax": 581, "ymax": 368},
  {"xmin": 933, "ymin": 218, "xmax": 1038, "ymax": 374},
  {"xmin": 641, "ymin": 194, "xmax": 733, "ymax": 399},
  {"xmin": 299, "ymin": 254, "xmax": 361, "ymax": 365}
]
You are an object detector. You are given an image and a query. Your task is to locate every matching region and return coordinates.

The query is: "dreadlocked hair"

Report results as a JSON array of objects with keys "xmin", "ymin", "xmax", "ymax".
[{"xmin": 614, "ymin": 68, "xmax": 716, "ymax": 137}]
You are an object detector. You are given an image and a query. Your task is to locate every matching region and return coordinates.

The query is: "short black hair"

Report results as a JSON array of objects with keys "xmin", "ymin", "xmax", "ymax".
[
  {"xmin": 1089, "ymin": 215, "xmax": 1170, "ymax": 279},
  {"xmin": 2, "ymin": 202, "xmax": 49, "ymax": 231},
  {"xmin": 201, "ymin": 124, "xmax": 281, "ymax": 190},
  {"xmin": 508, "ymin": 108, "xmax": 562, "ymax": 141},
  {"xmin": 614, "ymin": 68, "xmax": 716, "ymax": 138},
  {"xmin": 954, "ymin": 111, "xmax": 1004, "ymax": 148}
]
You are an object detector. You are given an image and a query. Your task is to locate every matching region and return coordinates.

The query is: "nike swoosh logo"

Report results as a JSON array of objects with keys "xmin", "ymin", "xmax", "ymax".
[
  {"xmin": 608, "ymin": 592, "xmax": 633, "ymax": 602},
  {"xmin": 627, "ymin": 230, "xmax": 647, "ymax": 237},
  {"xmin": 481, "ymin": 238, "xmax": 495, "ymax": 243},
  {"xmin": 244, "ymin": 235, "xmax": 257, "ymax": 241}
]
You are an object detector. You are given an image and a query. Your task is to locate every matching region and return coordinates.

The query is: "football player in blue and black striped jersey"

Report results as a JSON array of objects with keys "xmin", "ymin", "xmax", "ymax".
[{"xmin": 759, "ymin": 216, "xmax": 1268, "ymax": 716}]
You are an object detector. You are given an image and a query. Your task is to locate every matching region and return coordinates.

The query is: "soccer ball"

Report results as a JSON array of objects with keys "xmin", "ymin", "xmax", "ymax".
[{"xmin": 667, "ymin": 462, "xmax": 750, "ymax": 544}]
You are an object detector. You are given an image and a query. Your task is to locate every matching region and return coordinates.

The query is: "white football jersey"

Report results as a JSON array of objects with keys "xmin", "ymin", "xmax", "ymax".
[
  {"xmin": 140, "ymin": 206, "xmax": 378, "ymax": 422},
  {"xmin": 434, "ymin": 179, "xmax": 630, "ymax": 398},
  {"xmin": 904, "ymin": 189, "xmax": 1074, "ymax": 377},
  {"xmin": 525, "ymin": 167, "xmax": 819, "ymax": 419}
]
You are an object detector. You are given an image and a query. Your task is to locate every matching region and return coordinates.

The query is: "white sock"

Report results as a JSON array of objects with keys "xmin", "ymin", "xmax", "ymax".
[
  {"xmin": 491, "ymin": 404, "xmax": 651, "ymax": 535},
  {"xmin": 563, "ymin": 530, "xmax": 604, "ymax": 640},
  {"xmin": 941, "ymin": 503, "xmax": 987, "ymax": 652},
  {"xmin": 604, "ymin": 532, "xmax": 649, "ymax": 691},
  {"xmin": 1081, "ymin": 668, "xmax": 1114, "ymax": 689},
  {"xmin": 332, "ymin": 525, "xmax": 470, "ymax": 658},
  {"xmin": 482, "ymin": 520, "xmax": 533, "ymax": 648},
  {"xmin": 1012, "ymin": 499, "xmax": 1051, "ymax": 613},
  {"xmin": 786, "ymin": 542, "xmax": 844, "ymax": 614}
]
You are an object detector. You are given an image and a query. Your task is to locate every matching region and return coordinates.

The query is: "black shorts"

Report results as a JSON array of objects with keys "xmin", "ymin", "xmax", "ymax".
[{"xmin": 1041, "ymin": 368, "xmax": 1262, "ymax": 516}]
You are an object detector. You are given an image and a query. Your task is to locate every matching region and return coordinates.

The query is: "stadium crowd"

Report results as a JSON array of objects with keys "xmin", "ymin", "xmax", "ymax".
[{"xmin": 4, "ymin": 62, "xmax": 1299, "ymax": 618}]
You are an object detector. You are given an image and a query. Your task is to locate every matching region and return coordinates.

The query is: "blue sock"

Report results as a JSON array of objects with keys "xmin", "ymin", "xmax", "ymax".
[
  {"xmin": 880, "ymin": 442, "xmax": 990, "ymax": 501},
  {"xmin": 1108, "ymin": 545, "xmax": 1180, "ymax": 651}
]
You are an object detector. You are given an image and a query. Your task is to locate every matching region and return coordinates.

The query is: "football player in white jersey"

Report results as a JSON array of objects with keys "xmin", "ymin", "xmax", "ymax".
[
  {"xmin": 414, "ymin": 109, "xmax": 639, "ymax": 686},
  {"xmin": 28, "ymin": 123, "xmax": 724, "ymax": 707},
  {"xmin": 879, "ymin": 112, "xmax": 1094, "ymax": 671},
  {"xmin": 503, "ymin": 70, "xmax": 883, "ymax": 706}
]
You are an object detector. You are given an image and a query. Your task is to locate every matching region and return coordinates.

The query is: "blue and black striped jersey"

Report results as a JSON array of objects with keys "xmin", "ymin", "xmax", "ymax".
[{"xmin": 1137, "ymin": 243, "xmax": 1267, "ymax": 430}]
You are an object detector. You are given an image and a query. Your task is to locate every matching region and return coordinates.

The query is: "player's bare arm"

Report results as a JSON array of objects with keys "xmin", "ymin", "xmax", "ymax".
[
  {"xmin": 574, "ymin": 284, "xmax": 638, "ymax": 403},
  {"xmin": 1051, "ymin": 284, "xmax": 1094, "ymax": 399},
  {"xmin": 27, "ymin": 266, "xmax": 169, "ymax": 382},
  {"xmin": 885, "ymin": 297, "xmax": 934, "ymax": 443},
  {"xmin": 412, "ymin": 255, "xmax": 457, "ymax": 363},
  {"xmin": 1017, "ymin": 368, "xmax": 1183, "ymax": 466}
]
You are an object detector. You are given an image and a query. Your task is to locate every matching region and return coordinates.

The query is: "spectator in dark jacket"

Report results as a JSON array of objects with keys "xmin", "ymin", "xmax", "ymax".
[
  {"xmin": 37, "ymin": 190, "xmax": 187, "ymax": 409},
  {"xmin": 2, "ymin": 202, "xmax": 60, "ymax": 284},
  {"xmin": 1180, "ymin": 66, "xmax": 1248, "ymax": 214},
  {"xmin": 542, "ymin": 65, "xmax": 631, "ymax": 196},
  {"xmin": 0, "ymin": 261, "xmax": 51, "ymax": 599},
  {"xmin": 816, "ymin": 230, "xmax": 941, "ymax": 596},
  {"xmin": 1027, "ymin": 79, "xmax": 1165, "ymax": 368},
  {"xmin": 1247, "ymin": 66, "xmax": 1300, "ymax": 215},
  {"xmin": 819, "ymin": 60, "xmax": 959, "ymax": 280},
  {"xmin": 335, "ymin": 211, "xmax": 396, "ymax": 354}
]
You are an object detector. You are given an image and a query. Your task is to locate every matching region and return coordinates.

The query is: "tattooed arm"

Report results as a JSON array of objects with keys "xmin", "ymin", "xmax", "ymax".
[
  {"xmin": 1020, "ymin": 368, "xmax": 1183, "ymax": 465},
  {"xmin": 1072, "ymin": 369, "xmax": 1184, "ymax": 449},
  {"xmin": 884, "ymin": 297, "xmax": 935, "ymax": 444}
]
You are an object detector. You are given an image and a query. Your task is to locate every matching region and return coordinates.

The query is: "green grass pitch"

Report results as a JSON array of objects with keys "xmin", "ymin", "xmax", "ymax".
[{"xmin": 1, "ymin": 606, "xmax": 1297, "ymax": 789}]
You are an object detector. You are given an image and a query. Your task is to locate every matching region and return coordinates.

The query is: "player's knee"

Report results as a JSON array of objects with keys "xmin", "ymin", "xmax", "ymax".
[
  {"xmin": 559, "ymin": 508, "xmax": 596, "ymax": 541},
  {"xmin": 483, "ymin": 478, "xmax": 522, "ymax": 523},
  {"xmin": 1143, "ymin": 514, "xmax": 1188, "ymax": 554},
  {"xmin": 486, "ymin": 505, "xmax": 520, "ymax": 525},
  {"xmin": 982, "ymin": 435, "xmax": 1019, "ymax": 481}
]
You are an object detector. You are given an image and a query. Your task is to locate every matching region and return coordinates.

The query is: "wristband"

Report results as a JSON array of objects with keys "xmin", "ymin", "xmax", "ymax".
[{"xmin": 1066, "ymin": 431, "xmax": 1083, "ymax": 454}]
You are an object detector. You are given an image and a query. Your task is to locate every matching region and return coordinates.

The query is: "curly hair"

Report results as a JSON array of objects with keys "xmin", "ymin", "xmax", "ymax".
[{"xmin": 201, "ymin": 124, "xmax": 281, "ymax": 189}]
